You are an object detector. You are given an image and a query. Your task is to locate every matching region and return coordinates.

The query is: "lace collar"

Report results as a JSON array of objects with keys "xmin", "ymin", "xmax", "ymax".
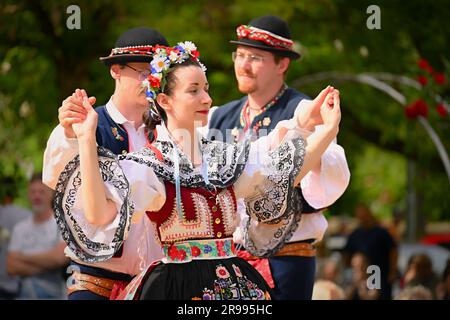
[{"xmin": 119, "ymin": 124, "xmax": 250, "ymax": 189}]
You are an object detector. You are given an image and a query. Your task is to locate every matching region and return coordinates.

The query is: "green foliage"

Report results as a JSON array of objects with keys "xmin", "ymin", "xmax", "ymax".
[{"xmin": 1, "ymin": 0, "xmax": 449, "ymax": 221}]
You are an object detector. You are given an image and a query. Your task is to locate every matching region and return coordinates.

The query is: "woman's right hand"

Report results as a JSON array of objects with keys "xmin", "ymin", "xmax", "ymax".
[
  {"xmin": 320, "ymin": 89, "xmax": 341, "ymax": 133},
  {"xmin": 72, "ymin": 89, "xmax": 98, "ymax": 141}
]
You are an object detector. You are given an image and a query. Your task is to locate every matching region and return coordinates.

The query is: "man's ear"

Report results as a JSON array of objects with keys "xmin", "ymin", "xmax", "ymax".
[
  {"xmin": 277, "ymin": 57, "xmax": 290, "ymax": 75},
  {"xmin": 156, "ymin": 93, "xmax": 171, "ymax": 112},
  {"xmin": 110, "ymin": 64, "xmax": 121, "ymax": 80}
]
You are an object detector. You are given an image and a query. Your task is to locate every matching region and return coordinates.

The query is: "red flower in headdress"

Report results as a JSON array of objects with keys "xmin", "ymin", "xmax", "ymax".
[{"xmin": 147, "ymin": 75, "xmax": 161, "ymax": 88}]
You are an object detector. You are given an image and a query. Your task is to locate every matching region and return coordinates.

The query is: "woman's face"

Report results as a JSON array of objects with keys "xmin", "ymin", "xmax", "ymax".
[{"xmin": 164, "ymin": 65, "xmax": 212, "ymax": 129}]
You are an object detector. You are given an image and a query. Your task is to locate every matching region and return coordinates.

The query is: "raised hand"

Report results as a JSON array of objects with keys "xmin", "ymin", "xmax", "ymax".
[
  {"xmin": 72, "ymin": 89, "xmax": 98, "ymax": 141},
  {"xmin": 320, "ymin": 89, "xmax": 341, "ymax": 131},
  {"xmin": 58, "ymin": 89, "xmax": 96, "ymax": 138},
  {"xmin": 296, "ymin": 85, "xmax": 333, "ymax": 130}
]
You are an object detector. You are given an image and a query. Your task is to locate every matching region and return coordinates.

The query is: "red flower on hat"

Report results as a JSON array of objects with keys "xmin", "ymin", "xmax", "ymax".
[
  {"xmin": 436, "ymin": 104, "xmax": 448, "ymax": 117},
  {"xmin": 434, "ymin": 73, "xmax": 446, "ymax": 85},
  {"xmin": 417, "ymin": 75, "xmax": 428, "ymax": 86}
]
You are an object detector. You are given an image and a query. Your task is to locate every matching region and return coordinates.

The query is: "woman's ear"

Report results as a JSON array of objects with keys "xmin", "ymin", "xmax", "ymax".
[
  {"xmin": 156, "ymin": 93, "xmax": 172, "ymax": 112},
  {"xmin": 110, "ymin": 64, "xmax": 121, "ymax": 80}
]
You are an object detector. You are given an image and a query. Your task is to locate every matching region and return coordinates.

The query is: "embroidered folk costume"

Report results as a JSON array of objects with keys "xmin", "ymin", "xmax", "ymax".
[{"xmin": 53, "ymin": 42, "xmax": 309, "ymax": 300}]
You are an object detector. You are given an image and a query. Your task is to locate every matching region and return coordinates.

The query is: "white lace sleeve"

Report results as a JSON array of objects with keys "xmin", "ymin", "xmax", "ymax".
[
  {"xmin": 234, "ymin": 125, "xmax": 307, "ymax": 257},
  {"xmin": 53, "ymin": 146, "xmax": 165, "ymax": 263}
]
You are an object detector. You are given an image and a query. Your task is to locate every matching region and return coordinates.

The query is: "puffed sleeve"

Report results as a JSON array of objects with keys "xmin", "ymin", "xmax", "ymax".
[
  {"xmin": 300, "ymin": 129, "xmax": 350, "ymax": 209},
  {"xmin": 43, "ymin": 125, "xmax": 80, "ymax": 190},
  {"xmin": 53, "ymin": 146, "xmax": 165, "ymax": 263},
  {"xmin": 233, "ymin": 121, "xmax": 307, "ymax": 257}
]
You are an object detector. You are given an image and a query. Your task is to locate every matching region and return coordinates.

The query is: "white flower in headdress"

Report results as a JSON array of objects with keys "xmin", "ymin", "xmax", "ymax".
[
  {"xmin": 151, "ymin": 54, "xmax": 170, "ymax": 73},
  {"xmin": 169, "ymin": 51, "xmax": 179, "ymax": 62},
  {"xmin": 199, "ymin": 62, "xmax": 207, "ymax": 73},
  {"xmin": 142, "ymin": 79, "xmax": 150, "ymax": 89},
  {"xmin": 180, "ymin": 41, "xmax": 197, "ymax": 53}
]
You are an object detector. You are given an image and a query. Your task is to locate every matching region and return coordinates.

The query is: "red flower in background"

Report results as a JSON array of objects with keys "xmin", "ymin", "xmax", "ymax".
[
  {"xmin": 434, "ymin": 73, "xmax": 446, "ymax": 85},
  {"xmin": 417, "ymin": 59, "xmax": 434, "ymax": 74},
  {"xmin": 405, "ymin": 99, "xmax": 429, "ymax": 119},
  {"xmin": 417, "ymin": 75, "xmax": 428, "ymax": 86},
  {"xmin": 436, "ymin": 104, "xmax": 448, "ymax": 117}
]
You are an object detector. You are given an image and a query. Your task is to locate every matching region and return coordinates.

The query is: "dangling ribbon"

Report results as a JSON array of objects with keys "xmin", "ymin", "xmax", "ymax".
[{"xmin": 162, "ymin": 120, "xmax": 213, "ymax": 221}]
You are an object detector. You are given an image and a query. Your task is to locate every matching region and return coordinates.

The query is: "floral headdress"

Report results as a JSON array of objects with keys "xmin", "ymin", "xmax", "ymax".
[{"xmin": 142, "ymin": 41, "xmax": 207, "ymax": 102}]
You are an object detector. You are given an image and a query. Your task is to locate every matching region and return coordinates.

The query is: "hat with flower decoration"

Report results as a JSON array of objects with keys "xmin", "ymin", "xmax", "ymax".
[
  {"xmin": 100, "ymin": 27, "xmax": 169, "ymax": 66},
  {"xmin": 230, "ymin": 15, "xmax": 300, "ymax": 60}
]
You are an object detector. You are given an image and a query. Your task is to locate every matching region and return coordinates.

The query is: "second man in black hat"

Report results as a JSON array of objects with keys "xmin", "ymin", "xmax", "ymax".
[{"xmin": 208, "ymin": 15, "xmax": 350, "ymax": 300}]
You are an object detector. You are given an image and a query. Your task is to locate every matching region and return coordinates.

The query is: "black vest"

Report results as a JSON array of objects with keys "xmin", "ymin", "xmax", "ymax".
[
  {"xmin": 208, "ymin": 88, "xmax": 320, "ymax": 213},
  {"xmin": 95, "ymin": 105, "xmax": 130, "ymax": 156},
  {"xmin": 94, "ymin": 105, "xmax": 130, "ymax": 256}
]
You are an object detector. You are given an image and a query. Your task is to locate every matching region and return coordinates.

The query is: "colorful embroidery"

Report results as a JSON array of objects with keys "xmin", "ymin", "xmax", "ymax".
[
  {"xmin": 199, "ymin": 264, "xmax": 270, "ymax": 300},
  {"xmin": 111, "ymin": 127, "xmax": 125, "ymax": 141},
  {"xmin": 162, "ymin": 238, "xmax": 236, "ymax": 263}
]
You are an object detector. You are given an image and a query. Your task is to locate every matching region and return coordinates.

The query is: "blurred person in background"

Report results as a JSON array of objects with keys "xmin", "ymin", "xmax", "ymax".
[
  {"xmin": 436, "ymin": 258, "xmax": 450, "ymax": 300},
  {"xmin": 0, "ymin": 176, "xmax": 32, "ymax": 299},
  {"xmin": 343, "ymin": 204, "xmax": 398, "ymax": 299},
  {"xmin": 345, "ymin": 251, "xmax": 379, "ymax": 300},
  {"xmin": 403, "ymin": 253, "xmax": 439, "ymax": 299},
  {"xmin": 7, "ymin": 173, "xmax": 68, "ymax": 299}
]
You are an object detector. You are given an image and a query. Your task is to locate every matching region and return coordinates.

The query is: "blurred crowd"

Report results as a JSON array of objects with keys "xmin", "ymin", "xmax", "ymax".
[
  {"xmin": 0, "ymin": 174, "xmax": 69, "ymax": 300},
  {"xmin": 313, "ymin": 204, "xmax": 450, "ymax": 300},
  {"xmin": 1, "ymin": 175, "xmax": 449, "ymax": 300}
]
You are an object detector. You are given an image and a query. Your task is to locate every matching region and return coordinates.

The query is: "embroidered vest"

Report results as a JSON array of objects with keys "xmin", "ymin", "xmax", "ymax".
[{"xmin": 146, "ymin": 181, "xmax": 238, "ymax": 243}]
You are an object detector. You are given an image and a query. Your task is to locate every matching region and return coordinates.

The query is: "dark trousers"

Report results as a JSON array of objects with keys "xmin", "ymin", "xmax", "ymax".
[{"xmin": 269, "ymin": 255, "xmax": 316, "ymax": 300}]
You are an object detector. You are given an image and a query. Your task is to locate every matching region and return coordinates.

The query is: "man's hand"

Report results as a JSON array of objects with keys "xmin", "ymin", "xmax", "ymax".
[{"xmin": 58, "ymin": 89, "xmax": 96, "ymax": 138}]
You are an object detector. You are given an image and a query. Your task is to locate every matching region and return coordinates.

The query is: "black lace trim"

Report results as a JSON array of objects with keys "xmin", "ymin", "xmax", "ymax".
[
  {"xmin": 120, "ymin": 138, "xmax": 250, "ymax": 190},
  {"xmin": 243, "ymin": 137, "xmax": 306, "ymax": 257},
  {"xmin": 53, "ymin": 146, "xmax": 133, "ymax": 263}
]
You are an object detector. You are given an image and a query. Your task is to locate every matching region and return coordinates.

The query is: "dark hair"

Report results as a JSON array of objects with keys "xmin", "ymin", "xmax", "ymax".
[
  {"xmin": 0, "ymin": 176, "xmax": 17, "ymax": 199},
  {"xmin": 143, "ymin": 58, "xmax": 202, "ymax": 143},
  {"xmin": 29, "ymin": 172, "xmax": 43, "ymax": 184}
]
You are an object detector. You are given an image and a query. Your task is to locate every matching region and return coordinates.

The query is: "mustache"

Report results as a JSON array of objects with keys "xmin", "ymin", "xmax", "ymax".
[{"xmin": 237, "ymin": 72, "xmax": 255, "ymax": 78}]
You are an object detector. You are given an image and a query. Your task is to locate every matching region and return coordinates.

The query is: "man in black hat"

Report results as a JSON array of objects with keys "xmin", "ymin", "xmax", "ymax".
[
  {"xmin": 208, "ymin": 15, "xmax": 350, "ymax": 300},
  {"xmin": 43, "ymin": 27, "xmax": 169, "ymax": 300}
]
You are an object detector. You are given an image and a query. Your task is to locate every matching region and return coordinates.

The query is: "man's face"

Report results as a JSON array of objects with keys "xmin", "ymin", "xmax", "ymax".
[
  {"xmin": 28, "ymin": 180, "xmax": 54, "ymax": 214},
  {"xmin": 233, "ymin": 46, "xmax": 286, "ymax": 95},
  {"xmin": 114, "ymin": 62, "xmax": 151, "ymax": 108}
]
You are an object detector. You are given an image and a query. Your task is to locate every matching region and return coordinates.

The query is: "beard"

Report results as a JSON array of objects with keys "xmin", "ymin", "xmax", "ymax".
[{"xmin": 237, "ymin": 78, "xmax": 257, "ymax": 94}]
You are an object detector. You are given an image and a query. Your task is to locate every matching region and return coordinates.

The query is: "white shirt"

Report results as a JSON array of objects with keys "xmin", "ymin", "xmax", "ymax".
[
  {"xmin": 43, "ymin": 98, "xmax": 164, "ymax": 275},
  {"xmin": 8, "ymin": 216, "xmax": 65, "ymax": 299}
]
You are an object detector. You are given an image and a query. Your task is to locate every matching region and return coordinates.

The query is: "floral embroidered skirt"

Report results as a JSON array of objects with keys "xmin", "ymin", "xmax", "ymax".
[{"xmin": 136, "ymin": 257, "xmax": 272, "ymax": 300}]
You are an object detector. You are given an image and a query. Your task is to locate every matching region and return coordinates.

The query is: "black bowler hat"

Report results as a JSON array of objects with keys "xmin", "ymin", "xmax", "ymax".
[
  {"xmin": 230, "ymin": 15, "xmax": 300, "ymax": 60},
  {"xmin": 99, "ymin": 27, "xmax": 169, "ymax": 66}
]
